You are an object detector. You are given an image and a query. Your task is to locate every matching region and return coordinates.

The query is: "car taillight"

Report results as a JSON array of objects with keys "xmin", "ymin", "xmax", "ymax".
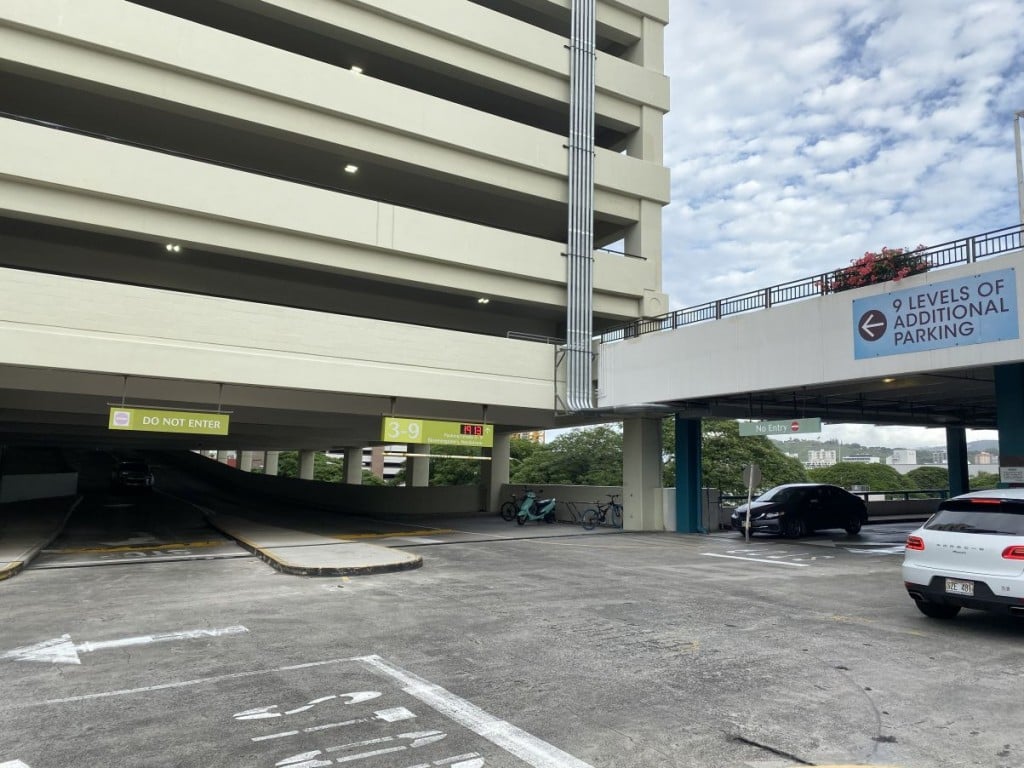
[
  {"xmin": 970, "ymin": 498, "xmax": 1002, "ymax": 505},
  {"xmin": 906, "ymin": 535, "xmax": 925, "ymax": 550},
  {"xmin": 1002, "ymin": 545, "xmax": 1024, "ymax": 560}
]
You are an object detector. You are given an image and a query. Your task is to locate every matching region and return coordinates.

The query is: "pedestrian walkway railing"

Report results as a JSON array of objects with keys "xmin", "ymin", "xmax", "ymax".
[{"xmin": 600, "ymin": 224, "xmax": 1024, "ymax": 343}]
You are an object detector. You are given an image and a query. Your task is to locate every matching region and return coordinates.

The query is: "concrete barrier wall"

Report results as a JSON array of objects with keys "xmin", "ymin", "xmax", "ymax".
[
  {"xmin": 867, "ymin": 499, "xmax": 940, "ymax": 517},
  {"xmin": 167, "ymin": 452, "xmax": 482, "ymax": 518},
  {"xmin": 163, "ymin": 453, "xmax": 943, "ymax": 527},
  {"xmin": 0, "ymin": 473, "xmax": 78, "ymax": 503}
]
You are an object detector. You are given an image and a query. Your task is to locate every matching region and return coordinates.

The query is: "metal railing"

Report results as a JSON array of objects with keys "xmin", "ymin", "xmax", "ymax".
[{"xmin": 600, "ymin": 223, "xmax": 1024, "ymax": 342}]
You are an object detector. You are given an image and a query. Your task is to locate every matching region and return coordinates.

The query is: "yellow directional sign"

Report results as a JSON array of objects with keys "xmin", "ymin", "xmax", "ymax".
[
  {"xmin": 381, "ymin": 417, "xmax": 493, "ymax": 448},
  {"xmin": 108, "ymin": 407, "xmax": 230, "ymax": 436}
]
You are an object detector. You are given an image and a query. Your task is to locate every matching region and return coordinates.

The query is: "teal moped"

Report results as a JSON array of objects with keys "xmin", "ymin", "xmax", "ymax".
[{"xmin": 516, "ymin": 489, "xmax": 557, "ymax": 525}]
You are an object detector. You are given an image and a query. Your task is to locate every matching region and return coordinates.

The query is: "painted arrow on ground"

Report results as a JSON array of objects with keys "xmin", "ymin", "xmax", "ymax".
[{"xmin": 1, "ymin": 625, "xmax": 248, "ymax": 664}]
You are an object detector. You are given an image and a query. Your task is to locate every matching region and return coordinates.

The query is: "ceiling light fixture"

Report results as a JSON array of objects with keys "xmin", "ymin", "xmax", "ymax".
[
  {"xmin": 351, "ymin": 66, "xmax": 363, "ymax": 74},
  {"xmin": 882, "ymin": 377, "xmax": 896, "ymax": 383},
  {"xmin": 477, "ymin": 297, "xmax": 490, "ymax": 304},
  {"xmin": 344, "ymin": 164, "xmax": 359, "ymax": 174},
  {"xmin": 165, "ymin": 243, "xmax": 181, "ymax": 253}
]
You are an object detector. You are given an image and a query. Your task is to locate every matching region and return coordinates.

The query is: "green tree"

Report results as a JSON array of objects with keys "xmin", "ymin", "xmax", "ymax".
[
  {"xmin": 512, "ymin": 426, "xmax": 623, "ymax": 485},
  {"xmin": 970, "ymin": 472, "xmax": 1000, "ymax": 491},
  {"xmin": 807, "ymin": 462, "xmax": 909, "ymax": 492},
  {"xmin": 699, "ymin": 419, "xmax": 806, "ymax": 495},
  {"xmin": 362, "ymin": 470, "xmax": 387, "ymax": 486},
  {"xmin": 905, "ymin": 466, "xmax": 949, "ymax": 491},
  {"xmin": 274, "ymin": 451, "xmax": 343, "ymax": 482},
  {"xmin": 427, "ymin": 445, "xmax": 483, "ymax": 486}
]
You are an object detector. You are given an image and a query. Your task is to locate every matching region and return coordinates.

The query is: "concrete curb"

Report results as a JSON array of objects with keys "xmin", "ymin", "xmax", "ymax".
[
  {"xmin": 0, "ymin": 560, "xmax": 25, "ymax": 582},
  {"xmin": 199, "ymin": 508, "xmax": 423, "ymax": 577},
  {"xmin": 0, "ymin": 496, "xmax": 81, "ymax": 582}
]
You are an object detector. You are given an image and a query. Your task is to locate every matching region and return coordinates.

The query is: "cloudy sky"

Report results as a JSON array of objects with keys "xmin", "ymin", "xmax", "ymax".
[{"xmin": 658, "ymin": 0, "xmax": 1024, "ymax": 449}]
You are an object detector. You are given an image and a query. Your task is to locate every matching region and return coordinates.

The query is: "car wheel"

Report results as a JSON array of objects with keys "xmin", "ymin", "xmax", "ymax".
[
  {"xmin": 783, "ymin": 517, "xmax": 805, "ymax": 539},
  {"xmin": 914, "ymin": 601, "xmax": 961, "ymax": 619},
  {"xmin": 845, "ymin": 518, "xmax": 863, "ymax": 535}
]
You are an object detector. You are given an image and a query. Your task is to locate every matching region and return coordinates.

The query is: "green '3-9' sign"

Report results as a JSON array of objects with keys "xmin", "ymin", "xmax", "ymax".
[{"xmin": 381, "ymin": 417, "xmax": 493, "ymax": 448}]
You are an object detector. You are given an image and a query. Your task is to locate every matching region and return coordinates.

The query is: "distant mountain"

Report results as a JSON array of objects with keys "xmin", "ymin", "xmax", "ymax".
[{"xmin": 967, "ymin": 440, "xmax": 999, "ymax": 452}]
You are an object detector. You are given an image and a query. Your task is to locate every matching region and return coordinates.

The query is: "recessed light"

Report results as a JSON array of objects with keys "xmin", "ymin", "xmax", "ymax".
[
  {"xmin": 165, "ymin": 243, "xmax": 181, "ymax": 253},
  {"xmin": 350, "ymin": 66, "xmax": 363, "ymax": 74},
  {"xmin": 477, "ymin": 297, "xmax": 490, "ymax": 304},
  {"xmin": 882, "ymin": 377, "xmax": 896, "ymax": 383},
  {"xmin": 344, "ymin": 164, "xmax": 359, "ymax": 174}
]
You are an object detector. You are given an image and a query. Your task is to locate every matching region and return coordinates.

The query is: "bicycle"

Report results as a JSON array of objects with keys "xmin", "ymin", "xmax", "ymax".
[
  {"xmin": 581, "ymin": 494, "xmax": 623, "ymax": 530},
  {"xmin": 500, "ymin": 491, "xmax": 520, "ymax": 521}
]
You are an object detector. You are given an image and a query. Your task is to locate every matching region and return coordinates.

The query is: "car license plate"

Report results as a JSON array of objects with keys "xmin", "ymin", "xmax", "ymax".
[{"xmin": 945, "ymin": 578, "xmax": 974, "ymax": 596}]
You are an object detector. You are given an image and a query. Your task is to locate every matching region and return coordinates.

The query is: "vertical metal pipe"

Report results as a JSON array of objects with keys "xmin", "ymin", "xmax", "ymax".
[
  {"xmin": 1015, "ymin": 110, "xmax": 1024, "ymax": 226},
  {"xmin": 565, "ymin": 0, "xmax": 596, "ymax": 412}
]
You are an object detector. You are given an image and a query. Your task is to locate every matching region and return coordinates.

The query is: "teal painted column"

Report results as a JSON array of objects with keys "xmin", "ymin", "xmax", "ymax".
[
  {"xmin": 674, "ymin": 416, "xmax": 702, "ymax": 533},
  {"xmin": 945, "ymin": 427, "xmax": 969, "ymax": 497},
  {"xmin": 996, "ymin": 363, "xmax": 1024, "ymax": 487}
]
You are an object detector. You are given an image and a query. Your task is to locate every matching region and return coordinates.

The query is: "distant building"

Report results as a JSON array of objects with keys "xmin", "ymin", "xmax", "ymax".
[
  {"xmin": 326, "ymin": 447, "xmax": 405, "ymax": 480},
  {"xmin": 889, "ymin": 448, "xmax": 917, "ymax": 465},
  {"xmin": 976, "ymin": 451, "xmax": 994, "ymax": 465},
  {"xmin": 844, "ymin": 455, "xmax": 880, "ymax": 464},
  {"xmin": 806, "ymin": 448, "xmax": 838, "ymax": 467}
]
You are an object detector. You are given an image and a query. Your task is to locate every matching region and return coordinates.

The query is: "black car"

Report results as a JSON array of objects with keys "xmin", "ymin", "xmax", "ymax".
[
  {"xmin": 730, "ymin": 483, "xmax": 867, "ymax": 538},
  {"xmin": 111, "ymin": 459, "xmax": 155, "ymax": 491}
]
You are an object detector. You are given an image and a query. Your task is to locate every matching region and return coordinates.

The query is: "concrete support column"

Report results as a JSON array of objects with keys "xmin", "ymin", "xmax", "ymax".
[
  {"xmin": 407, "ymin": 445, "xmax": 430, "ymax": 487},
  {"xmin": 298, "ymin": 450, "xmax": 316, "ymax": 481},
  {"xmin": 264, "ymin": 451, "xmax": 280, "ymax": 477},
  {"xmin": 674, "ymin": 416, "xmax": 703, "ymax": 533},
  {"xmin": 946, "ymin": 427, "xmax": 969, "ymax": 497},
  {"xmin": 626, "ymin": 105, "xmax": 664, "ymax": 163},
  {"xmin": 622, "ymin": 417, "xmax": 663, "ymax": 531},
  {"xmin": 216, "ymin": 450, "xmax": 231, "ymax": 464},
  {"xmin": 238, "ymin": 450, "xmax": 254, "ymax": 473},
  {"xmin": 625, "ymin": 199, "xmax": 664, "ymax": 304},
  {"xmin": 486, "ymin": 432, "xmax": 512, "ymax": 513},
  {"xmin": 626, "ymin": 14, "xmax": 665, "ymax": 69},
  {"xmin": 344, "ymin": 448, "xmax": 363, "ymax": 484},
  {"xmin": 995, "ymin": 363, "xmax": 1024, "ymax": 487}
]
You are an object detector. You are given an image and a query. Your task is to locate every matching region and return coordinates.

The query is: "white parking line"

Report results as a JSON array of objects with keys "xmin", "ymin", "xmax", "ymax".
[
  {"xmin": 358, "ymin": 655, "xmax": 595, "ymax": 768},
  {"xmin": 702, "ymin": 553, "xmax": 809, "ymax": 567}
]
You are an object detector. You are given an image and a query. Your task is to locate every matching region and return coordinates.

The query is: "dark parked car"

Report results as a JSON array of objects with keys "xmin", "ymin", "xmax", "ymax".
[
  {"xmin": 730, "ymin": 483, "xmax": 867, "ymax": 538},
  {"xmin": 111, "ymin": 459, "xmax": 155, "ymax": 491}
]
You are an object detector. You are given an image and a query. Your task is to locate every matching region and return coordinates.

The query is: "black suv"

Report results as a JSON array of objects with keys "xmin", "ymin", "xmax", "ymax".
[{"xmin": 111, "ymin": 460, "xmax": 155, "ymax": 491}]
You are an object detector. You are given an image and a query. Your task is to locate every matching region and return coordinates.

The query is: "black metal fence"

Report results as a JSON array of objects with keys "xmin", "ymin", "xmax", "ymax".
[{"xmin": 602, "ymin": 223, "xmax": 1024, "ymax": 342}]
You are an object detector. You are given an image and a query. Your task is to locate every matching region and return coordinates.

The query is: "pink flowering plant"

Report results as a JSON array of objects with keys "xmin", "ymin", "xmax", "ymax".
[{"xmin": 826, "ymin": 245, "xmax": 931, "ymax": 292}]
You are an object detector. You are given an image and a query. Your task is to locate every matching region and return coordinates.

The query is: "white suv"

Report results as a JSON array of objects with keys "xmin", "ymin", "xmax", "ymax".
[{"xmin": 902, "ymin": 488, "xmax": 1024, "ymax": 619}]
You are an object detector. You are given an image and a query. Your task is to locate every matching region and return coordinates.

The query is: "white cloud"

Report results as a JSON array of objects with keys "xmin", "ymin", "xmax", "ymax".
[{"xmin": 662, "ymin": 0, "xmax": 1024, "ymax": 309}]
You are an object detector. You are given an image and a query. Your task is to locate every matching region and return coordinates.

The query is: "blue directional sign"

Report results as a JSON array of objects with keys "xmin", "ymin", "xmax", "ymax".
[{"xmin": 853, "ymin": 268, "xmax": 1019, "ymax": 359}]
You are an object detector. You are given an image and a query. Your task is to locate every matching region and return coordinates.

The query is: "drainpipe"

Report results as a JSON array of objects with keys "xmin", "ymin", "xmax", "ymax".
[{"xmin": 565, "ymin": 0, "xmax": 596, "ymax": 412}]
